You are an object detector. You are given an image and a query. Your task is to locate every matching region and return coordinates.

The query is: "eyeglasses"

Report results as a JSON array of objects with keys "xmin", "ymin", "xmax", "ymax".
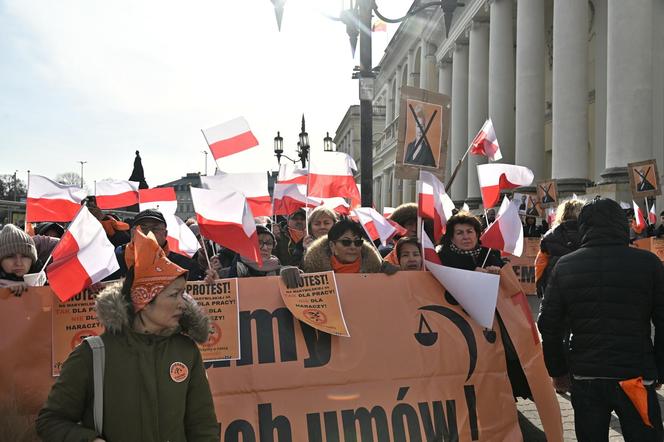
[
  {"xmin": 258, "ymin": 241, "xmax": 274, "ymax": 249},
  {"xmin": 137, "ymin": 224, "xmax": 166, "ymax": 233},
  {"xmin": 335, "ymin": 238, "xmax": 363, "ymax": 247}
]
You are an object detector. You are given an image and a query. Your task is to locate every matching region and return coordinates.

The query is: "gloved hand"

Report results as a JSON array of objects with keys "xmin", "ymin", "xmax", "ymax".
[
  {"xmin": 280, "ymin": 266, "xmax": 303, "ymax": 289},
  {"xmin": 380, "ymin": 261, "xmax": 400, "ymax": 275}
]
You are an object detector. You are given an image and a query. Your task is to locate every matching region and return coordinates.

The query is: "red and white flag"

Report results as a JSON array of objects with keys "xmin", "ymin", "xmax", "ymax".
[
  {"xmin": 95, "ymin": 179, "xmax": 139, "ymax": 209},
  {"xmin": 354, "ymin": 207, "xmax": 406, "ymax": 246},
  {"xmin": 202, "ymin": 117, "xmax": 259, "ymax": 160},
  {"xmin": 308, "ymin": 151, "xmax": 361, "ymax": 208},
  {"xmin": 165, "ymin": 214, "xmax": 199, "ymax": 258},
  {"xmin": 649, "ymin": 202, "xmax": 657, "ymax": 224},
  {"xmin": 46, "ymin": 206, "xmax": 120, "ymax": 301},
  {"xmin": 421, "ymin": 231, "xmax": 442, "ymax": 265},
  {"xmin": 139, "ymin": 187, "xmax": 178, "ymax": 214},
  {"xmin": 190, "ymin": 187, "xmax": 262, "ymax": 265},
  {"xmin": 477, "ymin": 163, "xmax": 534, "ymax": 209},
  {"xmin": 383, "ymin": 207, "xmax": 395, "ymax": 218},
  {"xmin": 633, "ymin": 201, "xmax": 647, "ymax": 229},
  {"xmin": 470, "ymin": 118, "xmax": 502, "ymax": 161},
  {"xmin": 546, "ymin": 207, "xmax": 556, "ymax": 226},
  {"xmin": 272, "ymin": 164, "xmax": 321, "ymax": 216},
  {"xmin": 26, "ymin": 175, "xmax": 88, "ymax": 222},
  {"xmin": 201, "ymin": 171, "xmax": 272, "ymax": 217},
  {"xmin": 319, "ymin": 197, "xmax": 351, "ymax": 215},
  {"xmin": 480, "ymin": 196, "xmax": 524, "ymax": 257},
  {"xmin": 418, "ymin": 171, "xmax": 455, "ymax": 241}
]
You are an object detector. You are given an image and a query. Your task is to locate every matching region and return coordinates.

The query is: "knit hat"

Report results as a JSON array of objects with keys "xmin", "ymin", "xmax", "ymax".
[
  {"xmin": 0, "ymin": 224, "xmax": 38, "ymax": 263},
  {"xmin": 256, "ymin": 224, "xmax": 276, "ymax": 244},
  {"xmin": 129, "ymin": 228, "xmax": 187, "ymax": 312}
]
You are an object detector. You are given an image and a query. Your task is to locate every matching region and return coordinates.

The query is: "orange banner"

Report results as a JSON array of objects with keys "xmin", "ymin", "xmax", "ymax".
[
  {"xmin": 278, "ymin": 271, "xmax": 350, "ymax": 337},
  {"xmin": 505, "ymin": 237, "xmax": 540, "ymax": 295},
  {"xmin": 0, "ymin": 272, "xmax": 562, "ymax": 441},
  {"xmin": 186, "ymin": 279, "xmax": 240, "ymax": 361},
  {"xmin": 634, "ymin": 237, "xmax": 664, "ymax": 262}
]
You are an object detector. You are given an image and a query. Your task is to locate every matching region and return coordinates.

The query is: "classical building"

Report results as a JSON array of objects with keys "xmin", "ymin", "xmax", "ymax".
[
  {"xmin": 157, "ymin": 172, "xmax": 201, "ymax": 220},
  {"xmin": 362, "ymin": 0, "xmax": 663, "ymax": 210}
]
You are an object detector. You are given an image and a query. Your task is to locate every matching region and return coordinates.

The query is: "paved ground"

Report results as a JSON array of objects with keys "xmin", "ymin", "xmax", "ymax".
[{"xmin": 521, "ymin": 296, "xmax": 662, "ymax": 441}]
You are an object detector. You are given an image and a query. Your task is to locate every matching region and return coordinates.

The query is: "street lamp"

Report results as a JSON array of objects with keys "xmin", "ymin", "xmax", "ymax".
[
  {"xmin": 78, "ymin": 161, "xmax": 87, "ymax": 188},
  {"xmin": 271, "ymin": 0, "xmax": 463, "ymax": 208},
  {"xmin": 273, "ymin": 115, "xmax": 313, "ymax": 168},
  {"xmin": 323, "ymin": 132, "xmax": 335, "ymax": 152}
]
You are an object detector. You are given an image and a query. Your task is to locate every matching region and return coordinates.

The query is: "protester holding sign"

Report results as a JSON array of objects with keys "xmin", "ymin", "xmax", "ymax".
[
  {"xmin": 227, "ymin": 224, "xmax": 281, "ymax": 277},
  {"xmin": 538, "ymin": 198, "xmax": 664, "ymax": 440},
  {"xmin": 0, "ymin": 224, "xmax": 42, "ymax": 296},
  {"xmin": 535, "ymin": 198, "xmax": 584, "ymax": 298},
  {"xmin": 302, "ymin": 206, "xmax": 338, "ymax": 250},
  {"xmin": 395, "ymin": 237, "xmax": 423, "ymax": 271},
  {"xmin": 36, "ymin": 229, "xmax": 218, "ymax": 442}
]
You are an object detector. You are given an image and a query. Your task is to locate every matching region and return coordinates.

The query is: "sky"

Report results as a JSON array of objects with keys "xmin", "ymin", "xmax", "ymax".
[{"xmin": 0, "ymin": 0, "xmax": 402, "ymax": 188}]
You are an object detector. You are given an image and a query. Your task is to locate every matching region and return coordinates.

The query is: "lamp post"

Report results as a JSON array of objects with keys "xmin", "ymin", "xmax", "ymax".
[
  {"xmin": 323, "ymin": 132, "xmax": 335, "ymax": 152},
  {"xmin": 78, "ymin": 161, "xmax": 87, "ymax": 188},
  {"xmin": 271, "ymin": 0, "xmax": 462, "ymax": 207},
  {"xmin": 274, "ymin": 115, "xmax": 331, "ymax": 168}
]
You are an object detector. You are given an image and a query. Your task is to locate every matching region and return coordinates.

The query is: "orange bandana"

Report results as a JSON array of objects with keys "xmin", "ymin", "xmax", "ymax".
[
  {"xmin": 331, "ymin": 255, "xmax": 361, "ymax": 274},
  {"xmin": 101, "ymin": 218, "xmax": 130, "ymax": 237},
  {"xmin": 129, "ymin": 229, "xmax": 187, "ymax": 312},
  {"xmin": 288, "ymin": 227, "xmax": 305, "ymax": 244}
]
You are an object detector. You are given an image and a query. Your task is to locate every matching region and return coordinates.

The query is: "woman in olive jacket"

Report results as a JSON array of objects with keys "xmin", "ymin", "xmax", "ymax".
[{"xmin": 36, "ymin": 230, "xmax": 219, "ymax": 442}]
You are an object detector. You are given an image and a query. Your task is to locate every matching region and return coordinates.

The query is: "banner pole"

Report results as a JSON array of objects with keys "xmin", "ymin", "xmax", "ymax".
[
  {"xmin": 200, "ymin": 129, "xmax": 221, "ymax": 173},
  {"xmin": 201, "ymin": 239, "xmax": 212, "ymax": 271},
  {"xmin": 25, "ymin": 170, "xmax": 31, "ymax": 232},
  {"xmin": 645, "ymin": 197, "xmax": 651, "ymax": 226},
  {"xmin": 445, "ymin": 144, "xmax": 473, "ymax": 194}
]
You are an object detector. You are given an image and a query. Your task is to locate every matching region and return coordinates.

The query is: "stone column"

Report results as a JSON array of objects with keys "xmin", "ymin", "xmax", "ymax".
[
  {"xmin": 603, "ymin": 0, "xmax": 653, "ymax": 182},
  {"xmin": 403, "ymin": 50, "xmax": 416, "ymax": 203},
  {"xmin": 467, "ymin": 20, "xmax": 489, "ymax": 205},
  {"xmin": 552, "ymin": 0, "xmax": 589, "ymax": 191},
  {"xmin": 391, "ymin": 168, "xmax": 400, "ymax": 207},
  {"xmin": 450, "ymin": 42, "xmax": 469, "ymax": 200},
  {"xmin": 515, "ymin": 0, "xmax": 545, "ymax": 180},
  {"xmin": 385, "ymin": 74, "xmax": 393, "ymax": 125},
  {"xmin": 488, "ymin": 0, "xmax": 515, "ymax": 164},
  {"xmin": 439, "ymin": 60, "xmax": 453, "ymax": 180},
  {"xmin": 593, "ymin": 0, "xmax": 607, "ymax": 183},
  {"xmin": 381, "ymin": 170, "xmax": 390, "ymax": 211}
]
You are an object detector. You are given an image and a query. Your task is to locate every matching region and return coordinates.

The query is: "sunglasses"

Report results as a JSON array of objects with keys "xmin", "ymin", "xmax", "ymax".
[{"xmin": 335, "ymin": 238, "xmax": 363, "ymax": 247}]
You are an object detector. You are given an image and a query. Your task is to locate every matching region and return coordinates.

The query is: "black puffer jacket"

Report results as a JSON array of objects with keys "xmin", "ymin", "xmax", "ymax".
[
  {"xmin": 537, "ymin": 198, "xmax": 664, "ymax": 380},
  {"xmin": 536, "ymin": 220, "xmax": 581, "ymax": 297}
]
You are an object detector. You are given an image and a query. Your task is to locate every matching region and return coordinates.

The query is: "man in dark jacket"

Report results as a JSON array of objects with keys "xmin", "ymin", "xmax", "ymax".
[{"xmin": 538, "ymin": 198, "xmax": 664, "ymax": 441}]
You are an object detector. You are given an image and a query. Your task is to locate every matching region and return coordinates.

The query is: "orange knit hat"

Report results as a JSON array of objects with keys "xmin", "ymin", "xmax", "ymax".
[{"xmin": 130, "ymin": 228, "xmax": 187, "ymax": 312}]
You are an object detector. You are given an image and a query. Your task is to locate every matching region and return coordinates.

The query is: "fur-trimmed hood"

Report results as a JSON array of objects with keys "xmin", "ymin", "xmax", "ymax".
[
  {"xmin": 95, "ymin": 282, "xmax": 211, "ymax": 344},
  {"xmin": 389, "ymin": 203, "xmax": 417, "ymax": 228},
  {"xmin": 302, "ymin": 236, "xmax": 383, "ymax": 273}
]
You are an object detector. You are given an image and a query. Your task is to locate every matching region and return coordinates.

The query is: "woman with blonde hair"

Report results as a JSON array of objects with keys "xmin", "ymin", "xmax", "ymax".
[
  {"xmin": 302, "ymin": 206, "xmax": 338, "ymax": 250},
  {"xmin": 535, "ymin": 198, "xmax": 585, "ymax": 297}
]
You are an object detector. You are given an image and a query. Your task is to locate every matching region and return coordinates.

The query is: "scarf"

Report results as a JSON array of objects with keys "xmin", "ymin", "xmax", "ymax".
[
  {"xmin": 331, "ymin": 255, "xmax": 361, "ymax": 274},
  {"xmin": 449, "ymin": 242, "xmax": 483, "ymax": 260},
  {"xmin": 288, "ymin": 227, "xmax": 305, "ymax": 244},
  {"xmin": 239, "ymin": 256, "xmax": 281, "ymax": 275}
]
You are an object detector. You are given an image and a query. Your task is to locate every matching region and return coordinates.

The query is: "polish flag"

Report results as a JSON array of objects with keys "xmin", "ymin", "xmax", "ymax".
[
  {"xmin": 26, "ymin": 175, "xmax": 88, "ymax": 222},
  {"xmin": 383, "ymin": 207, "xmax": 395, "ymax": 218},
  {"xmin": 477, "ymin": 163, "xmax": 534, "ymax": 209},
  {"xmin": 272, "ymin": 164, "xmax": 321, "ymax": 216},
  {"xmin": 633, "ymin": 201, "xmax": 647, "ymax": 229},
  {"xmin": 308, "ymin": 151, "xmax": 361, "ymax": 208},
  {"xmin": 319, "ymin": 197, "xmax": 351, "ymax": 215},
  {"xmin": 165, "ymin": 214, "xmax": 199, "ymax": 258},
  {"xmin": 480, "ymin": 196, "xmax": 524, "ymax": 257},
  {"xmin": 421, "ymin": 231, "xmax": 442, "ymax": 265},
  {"xmin": 95, "ymin": 179, "xmax": 139, "ymax": 209},
  {"xmin": 201, "ymin": 171, "xmax": 272, "ymax": 217},
  {"xmin": 46, "ymin": 206, "xmax": 120, "ymax": 301},
  {"xmin": 202, "ymin": 117, "xmax": 259, "ymax": 160},
  {"xmin": 190, "ymin": 187, "xmax": 262, "ymax": 265},
  {"xmin": 139, "ymin": 187, "xmax": 178, "ymax": 215},
  {"xmin": 546, "ymin": 207, "xmax": 556, "ymax": 226},
  {"xmin": 470, "ymin": 118, "xmax": 502, "ymax": 161},
  {"xmin": 649, "ymin": 202, "xmax": 657, "ymax": 224},
  {"xmin": 418, "ymin": 171, "xmax": 455, "ymax": 241},
  {"xmin": 354, "ymin": 207, "xmax": 406, "ymax": 246}
]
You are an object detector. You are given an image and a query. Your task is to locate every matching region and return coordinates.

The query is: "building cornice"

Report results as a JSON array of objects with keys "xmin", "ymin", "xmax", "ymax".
[{"xmin": 436, "ymin": 0, "xmax": 487, "ymax": 61}]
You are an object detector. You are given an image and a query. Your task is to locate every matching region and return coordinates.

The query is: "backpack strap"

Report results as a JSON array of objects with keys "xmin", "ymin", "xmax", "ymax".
[{"xmin": 84, "ymin": 336, "xmax": 105, "ymax": 436}]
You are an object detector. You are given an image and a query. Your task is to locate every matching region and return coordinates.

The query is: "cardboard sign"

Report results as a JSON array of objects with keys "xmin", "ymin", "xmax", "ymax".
[
  {"xmin": 514, "ymin": 192, "xmax": 543, "ymax": 217},
  {"xmin": 628, "ymin": 159, "xmax": 661, "ymax": 198},
  {"xmin": 537, "ymin": 180, "xmax": 558, "ymax": 208},
  {"xmin": 633, "ymin": 237, "xmax": 664, "ymax": 263},
  {"xmin": 0, "ymin": 273, "xmax": 564, "ymax": 441},
  {"xmin": 278, "ymin": 271, "xmax": 349, "ymax": 337},
  {"xmin": 186, "ymin": 279, "xmax": 240, "ymax": 361},
  {"xmin": 395, "ymin": 86, "xmax": 450, "ymax": 181},
  {"xmin": 52, "ymin": 288, "xmax": 102, "ymax": 376},
  {"xmin": 504, "ymin": 238, "xmax": 540, "ymax": 295}
]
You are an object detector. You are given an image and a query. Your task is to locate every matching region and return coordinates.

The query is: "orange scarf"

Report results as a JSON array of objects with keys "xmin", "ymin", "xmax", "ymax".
[
  {"xmin": 288, "ymin": 227, "xmax": 305, "ymax": 244},
  {"xmin": 101, "ymin": 218, "xmax": 130, "ymax": 237},
  {"xmin": 331, "ymin": 255, "xmax": 361, "ymax": 274}
]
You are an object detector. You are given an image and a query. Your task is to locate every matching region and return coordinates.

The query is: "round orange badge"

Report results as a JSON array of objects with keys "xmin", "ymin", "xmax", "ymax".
[{"xmin": 169, "ymin": 362, "xmax": 189, "ymax": 383}]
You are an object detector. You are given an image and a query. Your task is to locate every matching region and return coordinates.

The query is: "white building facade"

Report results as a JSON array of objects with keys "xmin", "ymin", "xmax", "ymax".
[{"xmin": 368, "ymin": 0, "xmax": 664, "ymax": 210}]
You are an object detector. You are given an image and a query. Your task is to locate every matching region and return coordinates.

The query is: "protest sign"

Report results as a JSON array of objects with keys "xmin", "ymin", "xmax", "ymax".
[
  {"xmin": 278, "ymin": 271, "xmax": 350, "ymax": 337},
  {"xmin": 504, "ymin": 238, "xmax": 540, "ymax": 295},
  {"xmin": 186, "ymin": 279, "xmax": 241, "ymax": 361},
  {"xmin": 634, "ymin": 237, "xmax": 664, "ymax": 263},
  {"xmin": 628, "ymin": 159, "xmax": 661, "ymax": 199},
  {"xmin": 0, "ymin": 273, "xmax": 563, "ymax": 441}
]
